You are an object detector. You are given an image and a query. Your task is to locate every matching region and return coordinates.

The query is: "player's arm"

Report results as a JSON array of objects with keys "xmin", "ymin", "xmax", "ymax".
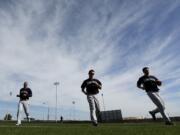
[
  {"xmin": 28, "ymin": 89, "xmax": 32, "ymax": 97},
  {"xmin": 16, "ymin": 89, "xmax": 21, "ymax": 97},
  {"xmin": 96, "ymin": 80, "xmax": 102, "ymax": 90},
  {"xmin": 137, "ymin": 78, "xmax": 145, "ymax": 90},
  {"xmin": 82, "ymin": 88, "xmax": 87, "ymax": 95},
  {"xmin": 97, "ymin": 84, "xmax": 102, "ymax": 89},
  {"xmin": 153, "ymin": 76, "xmax": 162, "ymax": 86},
  {"xmin": 81, "ymin": 81, "xmax": 87, "ymax": 95}
]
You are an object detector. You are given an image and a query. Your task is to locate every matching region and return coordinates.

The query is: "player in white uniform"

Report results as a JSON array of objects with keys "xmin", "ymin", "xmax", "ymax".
[
  {"xmin": 16, "ymin": 82, "xmax": 32, "ymax": 126},
  {"xmin": 81, "ymin": 69, "xmax": 102, "ymax": 126},
  {"xmin": 137, "ymin": 67, "xmax": 173, "ymax": 125}
]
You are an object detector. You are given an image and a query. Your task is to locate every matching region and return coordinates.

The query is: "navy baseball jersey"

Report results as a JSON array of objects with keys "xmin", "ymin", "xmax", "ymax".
[
  {"xmin": 137, "ymin": 75, "xmax": 160, "ymax": 92},
  {"xmin": 81, "ymin": 79, "xmax": 102, "ymax": 95},
  {"xmin": 19, "ymin": 88, "xmax": 32, "ymax": 100}
]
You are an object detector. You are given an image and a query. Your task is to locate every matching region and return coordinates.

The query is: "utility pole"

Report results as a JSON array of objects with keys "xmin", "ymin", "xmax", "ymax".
[{"xmin": 54, "ymin": 82, "xmax": 59, "ymax": 122}]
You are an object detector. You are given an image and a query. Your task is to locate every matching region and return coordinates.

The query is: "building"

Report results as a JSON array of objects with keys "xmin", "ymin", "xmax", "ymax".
[{"xmin": 100, "ymin": 109, "xmax": 123, "ymax": 122}]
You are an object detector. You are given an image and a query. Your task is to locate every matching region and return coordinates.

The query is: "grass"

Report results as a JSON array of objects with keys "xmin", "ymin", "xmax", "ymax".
[{"xmin": 0, "ymin": 122, "xmax": 179, "ymax": 135}]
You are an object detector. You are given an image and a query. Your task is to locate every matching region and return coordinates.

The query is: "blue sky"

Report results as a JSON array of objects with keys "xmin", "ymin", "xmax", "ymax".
[{"xmin": 0, "ymin": 0, "xmax": 180, "ymax": 120}]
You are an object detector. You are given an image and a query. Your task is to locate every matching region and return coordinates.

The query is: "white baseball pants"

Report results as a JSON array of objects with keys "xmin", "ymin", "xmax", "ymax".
[
  {"xmin": 17, "ymin": 100, "xmax": 30, "ymax": 124},
  {"xmin": 147, "ymin": 92, "xmax": 171, "ymax": 122},
  {"xmin": 87, "ymin": 95, "xmax": 100, "ymax": 124}
]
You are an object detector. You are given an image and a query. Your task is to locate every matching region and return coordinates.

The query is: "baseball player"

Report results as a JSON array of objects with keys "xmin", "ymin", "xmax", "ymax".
[
  {"xmin": 81, "ymin": 69, "xmax": 102, "ymax": 126},
  {"xmin": 16, "ymin": 82, "xmax": 32, "ymax": 126},
  {"xmin": 137, "ymin": 67, "xmax": 173, "ymax": 125}
]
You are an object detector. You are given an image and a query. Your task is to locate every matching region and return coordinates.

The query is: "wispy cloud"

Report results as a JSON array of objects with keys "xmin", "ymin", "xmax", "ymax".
[{"xmin": 0, "ymin": 0, "xmax": 180, "ymax": 119}]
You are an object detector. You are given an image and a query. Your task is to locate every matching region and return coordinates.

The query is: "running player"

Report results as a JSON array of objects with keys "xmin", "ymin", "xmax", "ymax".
[
  {"xmin": 81, "ymin": 69, "xmax": 102, "ymax": 126},
  {"xmin": 16, "ymin": 81, "xmax": 32, "ymax": 126},
  {"xmin": 137, "ymin": 67, "xmax": 173, "ymax": 125}
]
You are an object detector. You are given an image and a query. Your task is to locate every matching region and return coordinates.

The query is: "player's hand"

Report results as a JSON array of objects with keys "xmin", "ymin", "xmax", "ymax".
[
  {"xmin": 83, "ymin": 91, "xmax": 87, "ymax": 95},
  {"xmin": 94, "ymin": 82, "xmax": 101, "ymax": 89},
  {"xmin": 156, "ymin": 80, "xmax": 162, "ymax": 86},
  {"xmin": 82, "ymin": 89, "xmax": 87, "ymax": 95},
  {"xmin": 97, "ymin": 84, "xmax": 102, "ymax": 89}
]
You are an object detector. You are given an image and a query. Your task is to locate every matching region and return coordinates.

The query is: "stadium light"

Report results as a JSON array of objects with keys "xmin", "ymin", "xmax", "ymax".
[
  {"xmin": 9, "ymin": 91, "xmax": 12, "ymax": 96},
  {"xmin": 101, "ymin": 93, "xmax": 106, "ymax": 111},
  {"xmin": 54, "ymin": 82, "xmax": 59, "ymax": 123}
]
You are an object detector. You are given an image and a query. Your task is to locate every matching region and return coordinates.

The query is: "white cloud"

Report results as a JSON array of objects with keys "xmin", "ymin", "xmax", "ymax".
[{"xmin": 0, "ymin": 0, "xmax": 179, "ymax": 119}]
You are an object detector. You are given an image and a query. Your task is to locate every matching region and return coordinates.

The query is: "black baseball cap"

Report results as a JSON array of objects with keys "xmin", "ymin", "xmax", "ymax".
[
  {"xmin": 89, "ymin": 69, "xmax": 95, "ymax": 74},
  {"xmin": 142, "ymin": 67, "xmax": 149, "ymax": 72}
]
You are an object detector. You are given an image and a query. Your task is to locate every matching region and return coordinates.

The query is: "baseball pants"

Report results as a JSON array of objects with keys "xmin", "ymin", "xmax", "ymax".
[
  {"xmin": 147, "ymin": 92, "xmax": 171, "ymax": 122},
  {"xmin": 87, "ymin": 95, "xmax": 100, "ymax": 124},
  {"xmin": 17, "ymin": 100, "xmax": 30, "ymax": 124}
]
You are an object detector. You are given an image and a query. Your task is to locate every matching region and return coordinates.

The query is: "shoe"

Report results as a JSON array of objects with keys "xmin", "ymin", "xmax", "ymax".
[
  {"xmin": 165, "ymin": 121, "xmax": 174, "ymax": 125},
  {"xmin": 16, "ymin": 123, "xmax": 21, "ymax": 126},
  {"xmin": 92, "ymin": 122, "xmax": 98, "ymax": 127},
  {"xmin": 97, "ymin": 112, "xmax": 102, "ymax": 122},
  {"xmin": 27, "ymin": 116, "xmax": 31, "ymax": 122},
  {"xmin": 149, "ymin": 111, "xmax": 156, "ymax": 120}
]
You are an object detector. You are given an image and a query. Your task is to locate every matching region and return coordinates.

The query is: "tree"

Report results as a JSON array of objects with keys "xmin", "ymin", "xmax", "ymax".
[{"xmin": 4, "ymin": 113, "xmax": 12, "ymax": 120}]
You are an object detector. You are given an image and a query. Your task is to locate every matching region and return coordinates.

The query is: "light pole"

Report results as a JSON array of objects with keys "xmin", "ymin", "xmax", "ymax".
[
  {"xmin": 8, "ymin": 92, "xmax": 12, "ymax": 113},
  {"xmin": 6, "ymin": 91, "xmax": 13, "ymax": 119},
  {"xmin": 42, "ymin": 102, "xmax": 50, "ymax": 121},
  {"xmin": 54, "ymin": 82, "xmax": 59, "ymax": 123},
  {"xmin": 42, "ymin": 102, "xmax": 46, "ymax": 121},
  {"xmin": 101, "ymin": 93, "xmax": 106, "ymax": 111},
  {"xmin": 47, "ymin": 105, "xmax": 50, "ymax": 121},
  {"xmin": 72, "ymin": 101, "xmax": 75, "ymax": 120}
]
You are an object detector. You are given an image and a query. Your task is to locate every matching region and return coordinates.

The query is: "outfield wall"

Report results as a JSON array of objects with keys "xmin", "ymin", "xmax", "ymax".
[{"xmin": 100, "ymin": 110, "xmax": 123, "ymax": 122}]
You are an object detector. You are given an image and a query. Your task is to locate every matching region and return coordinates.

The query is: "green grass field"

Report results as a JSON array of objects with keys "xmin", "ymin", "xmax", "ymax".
[{"xmin": 0, "ymin": 122, "xmax": 179, "ymax": 135}]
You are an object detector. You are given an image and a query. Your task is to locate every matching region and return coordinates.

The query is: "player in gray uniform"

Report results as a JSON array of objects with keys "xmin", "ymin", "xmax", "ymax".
[
  {"xmin": 137, "ymin": 67, "xmax": 173, "ymax": 125},
  {"xmin": 81, "ymin": 69, "xmax": 102, "ymax": 126},
  {"xmin": 16, "ymin": 82, "xmax": 32, "ymax": 126}
]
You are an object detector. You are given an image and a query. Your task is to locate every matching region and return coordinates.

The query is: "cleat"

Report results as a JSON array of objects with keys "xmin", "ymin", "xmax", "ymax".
[
  {"xmin": 92, "ymin": 122, "xmax": 98, "ymax": 127},
  {"xmin": 165, "ymin": 121, "xmax": 174, "ymax": 125},
  {"xmin": 27, "ymin": 116, "xmax": 31, "ymax": 122},
  {"xmin": 149, "ymin": 111, "xmax": 156, "ymax": 120},
  {"xmin": 16, "ymin": 123, "xmax": 21, "ymax": 126}
]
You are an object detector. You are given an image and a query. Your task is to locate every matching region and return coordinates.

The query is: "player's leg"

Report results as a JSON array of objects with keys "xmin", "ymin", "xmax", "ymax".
[
  {"xmin": 147, "ymin": 92, "xmax": 172, "ymax": 123},
  {"xmin": 87, "ymin": 95, "xmax": 98, "ymax": 126},
  {"xmin": 149, "ymin": 108, "xmax": 159, "ymax": 120},
  {"xmin": 155, "ymin": 93, "xmax": 173, "ymax": 125},
  {"xmin": 16, "ymin": 101, "xmax": 23, "ymax": 125},
  {"xmin": 94, "ymin": 96, "xmax": 100, "ymax": 112},
  {"xmin": 22, "ymin": 101, "xmax": 30, "ymax": 122},
  {"xmin": 94, "ymin": 95, "xmax": 101, "ymax": 121},
  {"xmin": 147, "ymin": 92, "xmax": 158, "ymax": 120},
  {"xmin": 151, "ymin": 108, "xmax": 159, "ymax": 114}
]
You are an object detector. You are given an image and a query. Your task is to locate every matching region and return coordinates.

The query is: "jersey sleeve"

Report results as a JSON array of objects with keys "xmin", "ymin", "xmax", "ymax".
[
  {"xmin": 137, "ymin": 77, "xmax": 142, "ymax": 87},
  {"xmin": 152, "ymin": 76, "xmax": 158, "ymax": 81},
  {"xmin": 19, "ymin": 88, "xmax": 22, "ymax": 95},
  {"xmin": 81, "ymin": 80, "xmax": 86, "ymax": 89},
  {"xmin": 28, "ymin": 88, "xmax": 32, "ymax": 97},
  {"xmin": 96, "ymin": 79, "xmax": 102, "ymax": 86},
  {"xmin": 152, "ymin": 75, "xmax": 162, "ymax": 86}
]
